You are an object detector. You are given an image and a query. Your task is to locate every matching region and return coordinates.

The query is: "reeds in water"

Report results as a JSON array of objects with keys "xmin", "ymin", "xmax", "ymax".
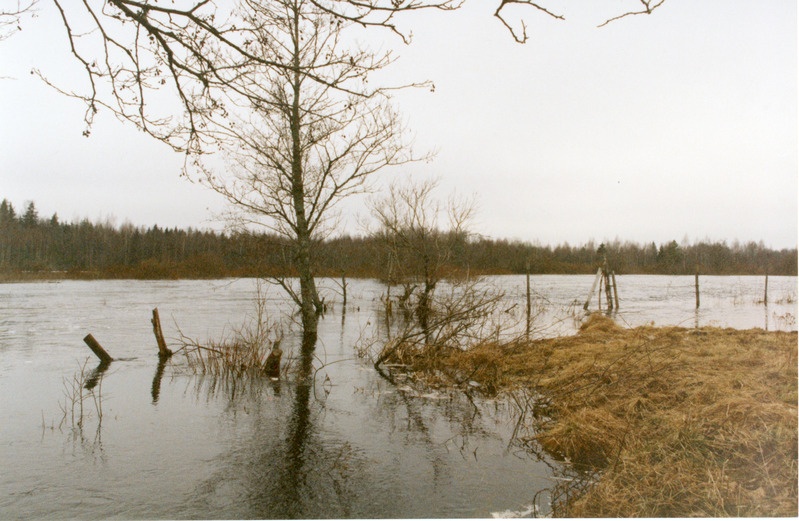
[{"xmin": 176, "ymin": 288, "xmax": 287, "ymax": 382}]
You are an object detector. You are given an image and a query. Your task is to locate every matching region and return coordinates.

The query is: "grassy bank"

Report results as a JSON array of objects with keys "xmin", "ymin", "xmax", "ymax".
[{"xmin": 398, "ymin": 315, "xmax": 797, "ymax": 517}]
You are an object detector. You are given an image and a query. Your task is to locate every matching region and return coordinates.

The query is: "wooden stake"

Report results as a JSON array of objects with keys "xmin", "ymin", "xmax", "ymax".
[
  {"xmin": 764, "ymin": 273, "xmax": 769, "ymax": 305},
  {"xmin": 151, "ymin": 308, "xmax": 172, "ymax": 358},
  {"xmin": 341, "ymin": 274, "xmax": 348, "ymax": 309},
  {"xmin": 584, "ymin": 268, "xmax": 603, "ymax": 311},
  {"xmin": 611, "ymin": 271, "xmax": 620, "ymax": 309},
  {"xmin": 83, "ymin": 334, "xmax": 113, "ymax": 363},
  {"xmin": 596, "ymin": 273, "xmax": 605, "ymax": 311},
  {"xmin": 525, "ymin": 262, "xmax": 532, "ymax": 337},
  {"xmin": 695, "ymin": 267, "xmax": 700, "ymax": 309},
  {"xmin": 601, "ymin": 257, "xmax": 613, "ymax": 310}
]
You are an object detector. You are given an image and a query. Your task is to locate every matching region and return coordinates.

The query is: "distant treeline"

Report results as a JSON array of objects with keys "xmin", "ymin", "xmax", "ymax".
[{"xmin": 1, "ymin": 199, "xmax": 796, "ymax": 279}]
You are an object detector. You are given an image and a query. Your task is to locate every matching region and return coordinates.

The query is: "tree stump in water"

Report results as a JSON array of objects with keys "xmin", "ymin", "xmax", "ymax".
[
  {"xmin": 264, "ymin": 343, "xmax": 283, "ymax": 378},
  {"xmin": 83, "ymin": 334, "xmax": 113, "ymax": 364},
  {"xmin": 151, "ymin": 308, "xmax": 173, "ymax": 358}
]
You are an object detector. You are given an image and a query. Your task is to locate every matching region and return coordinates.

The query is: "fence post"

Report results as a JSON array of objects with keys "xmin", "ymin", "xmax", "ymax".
[
  {"xmin": 695, "ymin": 266, "xmax": 700, "ymax": 309},
  {"xmin": 525, "ymin": 262, "xmax": 532, "ymax": 337},
  {"xmin": 600, "ymin": 271, "xmax": 606, "ymax": 311},
  {"xmin": 584, "ymin": 267, "xmax": 603, "ymax": 311}
]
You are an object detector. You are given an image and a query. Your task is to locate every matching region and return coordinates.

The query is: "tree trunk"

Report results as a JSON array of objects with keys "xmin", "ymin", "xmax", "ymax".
[
  {"xmin": 417, "ymin": 278, "xmax": 435, "ymax": 344},
  {"xmin": 289, "ymin": 0, "xmax": 320, "ymax": 344}
]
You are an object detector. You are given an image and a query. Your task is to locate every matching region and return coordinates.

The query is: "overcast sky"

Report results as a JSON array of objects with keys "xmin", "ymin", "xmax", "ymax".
[{"xmin": 1, "ymin": 0, "xmax": 796, "ymax": 249}]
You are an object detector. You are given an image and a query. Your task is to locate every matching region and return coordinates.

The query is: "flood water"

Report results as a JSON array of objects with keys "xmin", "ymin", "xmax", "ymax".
[{"xmin": 1, "ymin": 275, "xmax": 795, "ymax": 519}]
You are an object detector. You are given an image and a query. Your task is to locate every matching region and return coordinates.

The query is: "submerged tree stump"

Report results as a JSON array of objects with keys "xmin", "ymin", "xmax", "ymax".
[
  {"xmin": 83, "ymin": 334, "xmax": 113, "ymax": 364},
  {"xmin": 151, "ymin": 308, "xmax": 173, "ymax": 358}
]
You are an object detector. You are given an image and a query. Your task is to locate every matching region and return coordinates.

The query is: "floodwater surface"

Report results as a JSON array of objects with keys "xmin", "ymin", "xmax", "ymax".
[{"xmin": 0, "ymin": 275, "xmax": 795, "ymax": 518}]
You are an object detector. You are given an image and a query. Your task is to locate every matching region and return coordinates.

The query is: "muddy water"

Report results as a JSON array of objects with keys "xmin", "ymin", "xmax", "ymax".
[{"xmin": 0, "ymin": 275, "xmax": 795, "ymax": 518}]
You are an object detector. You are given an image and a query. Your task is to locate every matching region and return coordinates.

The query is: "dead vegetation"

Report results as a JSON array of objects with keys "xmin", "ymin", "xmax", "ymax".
[
  {"xmin": 392, "ymin": 314, "xmax": 798, "ymax": 517},
  {"xmin": 174, "ymin": 287, "xmax": 287, "ymax": 384}
]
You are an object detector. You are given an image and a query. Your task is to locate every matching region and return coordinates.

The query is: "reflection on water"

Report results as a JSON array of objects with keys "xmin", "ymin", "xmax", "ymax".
[
  {"xmin": 150, "ymin": 355, "xmax": 169, "ymax": 404},
  {"xmin": 85, "ymin": 359, "xmax": 111, "ymax": 391},
  {"xmin": 0, "ymin": 275, "xmax": 795, "ymax": 519}
]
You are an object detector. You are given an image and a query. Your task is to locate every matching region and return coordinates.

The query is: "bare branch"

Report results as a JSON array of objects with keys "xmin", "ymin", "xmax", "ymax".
[
  {"xmin": 0, "ymin": 1, "xmax": 36, "ymax": 42},
  {"xmin": 494, "ymin": 0, "xmax": 564, "ymax": 44},
  {"xmin": 598, "ymin": 0, "xmax": 666, "ymax": 28}
]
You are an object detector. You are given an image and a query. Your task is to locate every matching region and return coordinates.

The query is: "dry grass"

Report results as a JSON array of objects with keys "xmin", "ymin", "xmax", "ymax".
[
  {"xmin": 175, "ymin": 286, "xmax": 287, "ymax": 382},
  {"xmin": 397, "ymin": 314, "xmax": 798, "ymax": 517},
  {"xmin": 180, "ymin": 337, "xmax": 278, "ymax": 377}
]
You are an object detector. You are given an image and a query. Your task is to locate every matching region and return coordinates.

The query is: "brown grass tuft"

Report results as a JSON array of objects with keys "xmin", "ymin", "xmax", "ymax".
[
  {"xmin": 537, "ymin": 407, "xmax": 629, "ymax": 469},
  {"xmin": 578, "ymin": 312, "xmax": 624, "ymax": 335}
]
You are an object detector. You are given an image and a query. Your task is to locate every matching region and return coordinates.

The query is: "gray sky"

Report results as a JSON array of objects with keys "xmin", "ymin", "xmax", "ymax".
[{"xmin": 1, "ymin": 0, "xmax": 796, "ymax": 248}]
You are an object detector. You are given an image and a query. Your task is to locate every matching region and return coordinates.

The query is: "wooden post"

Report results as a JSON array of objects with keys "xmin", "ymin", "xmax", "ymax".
[
  {"xmin": 341, "ymin": 274, "xmax": 348, "ymax": 309},
  {"xmin": 596, "ymin": 273, "xmax": 605, "ymax": 311},
  {"xmin": 151, "ymin": 308, "xmax": 172, "ymax": 358},
  {"xmin": 83, "ymin": 334, "xmax": 113, "ymax": 364},
  {"xmin": 764, "ymin": 273, "xmax": 769, "ymax": 305},
  {"xmin": 694, "ymin": 267, "xmax": 700, "ymax": 309},
  {"xmin": 601, "ymin": 257, "xmax": 613, "ymax": 310},
  {"xmin": 584, "ymin": 268, "xmax": 603, "ymax": 311},
  {"xmin": 611, "ymin": 271, "xmax": 620, "ymax": 309},
  {"xmin": 525, "ymin": 262, "xmax": 532, "ymax": 337}
]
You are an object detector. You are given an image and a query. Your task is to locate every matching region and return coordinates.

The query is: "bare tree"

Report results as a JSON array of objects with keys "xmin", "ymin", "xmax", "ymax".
[
  {"xmin": 367, "ymin": 178, "xmax": 509, "ymax": 368},
  {"xmin": 189, "ymin": 0, "xmax": 421, "ymax": 342},
  {"xmin": 370, "ymin": 178, "xmax": 475, "ymax": 335}
]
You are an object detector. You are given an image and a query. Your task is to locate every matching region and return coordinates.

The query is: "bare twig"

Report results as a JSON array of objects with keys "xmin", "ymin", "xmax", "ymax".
[{"xmin": 598, "ymin": 0, "xmax": 666, "ymax": 28}]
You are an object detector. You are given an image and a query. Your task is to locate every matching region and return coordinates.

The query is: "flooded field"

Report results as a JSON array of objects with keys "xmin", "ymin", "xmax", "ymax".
[{"xmin": 0, "ymin": 275, "xmax": 795, "ymax": 518}]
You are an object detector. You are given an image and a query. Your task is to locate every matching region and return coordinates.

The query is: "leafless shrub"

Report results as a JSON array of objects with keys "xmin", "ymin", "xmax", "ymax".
[
  {"xmin": 58, "ymin": 357, "xmax": 104, "ymax": 431},
  {"xmin": 371, "ymin": 277, "xmax": 509, "ymax": 368},
  {"xmin": 364, "ymin": 178, "xmax": 522, "ymax": 368}
]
